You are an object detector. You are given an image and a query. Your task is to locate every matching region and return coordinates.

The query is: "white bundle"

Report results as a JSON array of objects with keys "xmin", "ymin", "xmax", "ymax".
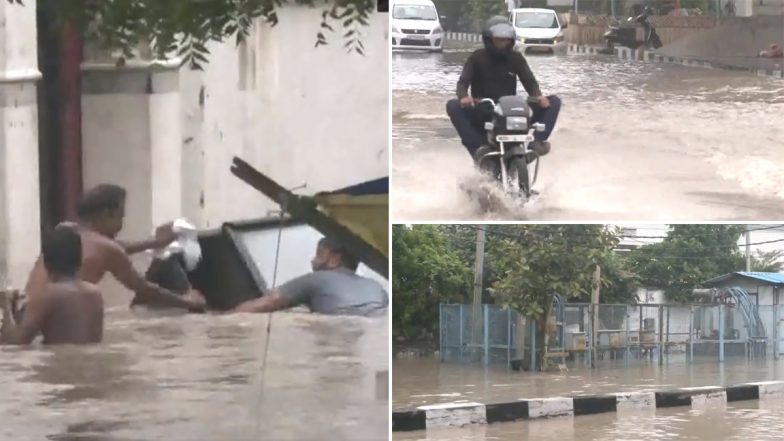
[{"xmin": 153, "ymin": 218, "xmax": 202, "ymax": 271}]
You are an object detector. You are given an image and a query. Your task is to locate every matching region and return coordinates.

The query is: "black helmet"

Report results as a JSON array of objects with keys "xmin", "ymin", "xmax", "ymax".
[{"xmin": 482, "ymin": 16, "xmax": 516, "ymax": 58}]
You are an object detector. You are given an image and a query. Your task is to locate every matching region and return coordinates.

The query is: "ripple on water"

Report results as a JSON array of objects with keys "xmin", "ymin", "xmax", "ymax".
[{"xmin": 0, "ymin": 309, "xmax": 388, "ymax": 440}]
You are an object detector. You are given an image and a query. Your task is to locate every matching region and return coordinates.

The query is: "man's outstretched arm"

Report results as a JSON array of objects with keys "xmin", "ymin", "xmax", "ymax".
[
  {"xmin": 514, "ymin": 54, "xmax": 542, "ymax": 98},
  {"xmin": 106, "ymin": 244, "xmax": 204, "ymax": 310},
  {"xmin": 230, "ymin": 273, "xmax": 314, "ymax": 314},
  {"xmin": 118, "ymin": 222, "xmax": 177, "ymax": 255},
  {"xmin": 231, "ymin": 291, "xmax": 290, "ymax": 313},
  {"xmin": 456, "ymin": 54, "xmax": 477, "ymax": 99}
]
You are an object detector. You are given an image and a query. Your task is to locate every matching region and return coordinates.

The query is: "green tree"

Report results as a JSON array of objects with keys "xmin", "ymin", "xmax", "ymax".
[
  {"xmin": 751, "ymin": 250, "xmax": 784, "ymax": 272},
  {"xmin": 10, "ymin": 0, "xmax": 376, "ymax": 68},
  {"xmin": 588, "ymin": 252, "xmax": 641, "ymax": 305},
  {"xmin": 432, "ymin": 0, "xmax": 469, "ymax": 31},
  {"xmin": 440, "ymin": 225, "xmax": 502, "ymax": 303},
  {"xmin": 465, "ymin": 0, "xmax": 509, "ymax": 33},
  {"xmin": 626, "ymin": 225, "xmax": 746, "ymax": 302},
  {"xmin": 487, "ymin": 225, "xmax": 621, "ymax": 368},
  {"xmin": 392, "ymin": 225, "xmax": 472, "ymax": 346}
]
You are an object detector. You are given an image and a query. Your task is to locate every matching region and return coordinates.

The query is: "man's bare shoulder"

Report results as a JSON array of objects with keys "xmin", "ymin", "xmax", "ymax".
[
  {"xmin": 77, "ymin": 280, "xmax": 102, "ymax": 295},
  {"xmin": 79, "ymin": 229, "xmax": 125, "ymax": 256}
]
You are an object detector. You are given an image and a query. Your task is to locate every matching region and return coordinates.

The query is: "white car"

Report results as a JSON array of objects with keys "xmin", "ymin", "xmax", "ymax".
[
  {"xmin": 391, "ymin": 0, "xmax": 444, "ymax": 53},
  {"xmin": 511, "ymin": 8, "xmax": 568, "ymax": 54}
]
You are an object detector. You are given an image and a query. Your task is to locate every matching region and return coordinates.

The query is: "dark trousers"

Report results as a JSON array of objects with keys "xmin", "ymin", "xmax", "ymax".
[{"xmin": 446, "ymin": 95, "xmax": 562, "ymax": 156}]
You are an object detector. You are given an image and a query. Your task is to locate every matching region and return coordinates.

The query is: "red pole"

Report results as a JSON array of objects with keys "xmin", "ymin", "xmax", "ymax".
[{"xmin": 58, "ymin": 21, "xmax": 83, "ymax": 222}]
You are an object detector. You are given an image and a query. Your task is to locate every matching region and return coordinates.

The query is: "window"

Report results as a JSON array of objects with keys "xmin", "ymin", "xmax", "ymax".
[
  {"xmin": 513, "ymin": 11, "xmax": 559, "ymax": 29},
  {"xmin": 392, "ymin": 4, "xmax": 437, "ymax": 20},
  {"xmin": 232, "ymin": 223, "xmax": 387, "ymax": 289}
]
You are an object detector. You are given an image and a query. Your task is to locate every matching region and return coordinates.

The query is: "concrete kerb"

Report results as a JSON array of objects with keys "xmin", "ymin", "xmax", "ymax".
[
  {"xmin": 567, "ymin": 44, "xmax": 784, "ymax": 79},
  {"xmin": 445, "ymin": 32, "xmax": 482, "ymax": 44},
  {"xmin": 391, "ymin": 380, "xmax": 784, "ymax": 431}
]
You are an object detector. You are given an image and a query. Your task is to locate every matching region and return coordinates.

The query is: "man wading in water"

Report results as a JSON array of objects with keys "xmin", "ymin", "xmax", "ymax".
[
  {"xmin": 231, "ymin": 237, "xmax": 388, "ymax": 316},
  {"xmin": 1, "ymin": 225, "xmax": 103, "ymax": 345},
  {"xmin": 16, "ymin": 184, "xmax": 205, "ymax": 318}
]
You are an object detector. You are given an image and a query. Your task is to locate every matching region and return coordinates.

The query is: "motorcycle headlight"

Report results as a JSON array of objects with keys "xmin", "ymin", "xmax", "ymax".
[
  {"xmin": 432, "ymin": 26, "xmax": 443, "ymax": 34},
  {"xmin": 506, "ymin": 116, "xmax": 527, "ymax": 131}
]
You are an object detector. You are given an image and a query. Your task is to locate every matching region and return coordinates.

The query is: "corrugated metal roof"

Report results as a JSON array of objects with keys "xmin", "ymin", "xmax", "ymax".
[{"xmin": 704, "ymin": 272, "xmax": 784, "ymax": 286}]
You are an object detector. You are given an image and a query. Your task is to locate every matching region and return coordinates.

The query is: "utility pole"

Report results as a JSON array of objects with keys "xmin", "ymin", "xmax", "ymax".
[
  {"xmin": 746, "ymin": 225, "xmax": 751, "ymax": 272},
  {"xmin": 472, "ymin": 228, "xmax": 486, "ymax": 347},
  {"xmin": 591, "ymin": 265, "xmax": 601, "ymax": 367}
]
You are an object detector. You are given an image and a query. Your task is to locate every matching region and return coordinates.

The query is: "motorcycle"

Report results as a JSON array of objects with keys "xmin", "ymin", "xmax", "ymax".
[
  {"xmin": 473, "ymin": 95, "xmax": 546, "ymax": 201},
  {"xmin": 603, "ymin": 8, "xmax": 662, "ymax": 51}
]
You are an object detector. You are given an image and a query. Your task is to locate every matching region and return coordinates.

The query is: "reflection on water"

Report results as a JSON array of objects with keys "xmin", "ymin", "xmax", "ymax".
[
  {"xmin": 1, "ymin": 308, "xmax": 388, "ymax": 440},
  {"xmin": 393, "ymin": 400, "xmax": 784, "ymax": 441},
  {"xmin": 392, "ymin": 51, "xmax": 784, "ymax": 220}
]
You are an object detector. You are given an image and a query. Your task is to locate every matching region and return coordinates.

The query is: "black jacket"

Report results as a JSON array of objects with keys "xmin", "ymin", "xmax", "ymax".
[{"xmin": 456, "ymin": 49, "xmax": 541, "ymax": 102}]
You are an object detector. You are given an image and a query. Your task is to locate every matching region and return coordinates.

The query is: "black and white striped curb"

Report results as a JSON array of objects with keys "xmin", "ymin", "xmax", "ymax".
[
  {"xmin": 568, "ymin": 44, "xmax": 784, "ymax": 79},
  {"xmin": 392, "ymin": 380, "xmax": 784, "ymax": 431},
  {"xmin": 568, "ymin": 44, "xmax": 605, "ymax": 55},
  {"xmin": 445, "ymin": 32, "xmax": 482, "ymax": 44}
]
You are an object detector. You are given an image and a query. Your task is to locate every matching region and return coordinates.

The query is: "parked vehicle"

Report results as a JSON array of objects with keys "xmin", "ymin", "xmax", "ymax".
[
  {"xmin": 510, "ymin": 8, "xmax": 568, "ymax": 54},
  {"xmin": 391, "ymin": 0, "xmax": 445, "ymax": 53},
  {"xmin": 603, "ymin": 7, "xmax": 663, "ymax": 50}
]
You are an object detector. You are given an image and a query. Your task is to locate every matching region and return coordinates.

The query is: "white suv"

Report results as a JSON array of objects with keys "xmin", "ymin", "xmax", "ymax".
[
  {"xmin": 391, "ymin": 0, "xmax": 444, "ymax": 53},
  {"xmin": 511, "ymin": 8, "xmax": 568, "ymax": 54}
]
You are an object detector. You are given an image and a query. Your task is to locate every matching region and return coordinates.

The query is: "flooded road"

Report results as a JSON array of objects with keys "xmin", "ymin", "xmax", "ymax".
[
  {"xmin": 0, "ymin": 308, "xmax": 388, "ymax": 440},
  {"xmin": 393, "ymin": 356, "xmax": 784, "ymax": 408},
  {"xmin": 392, "ymin": 50, "xmax": 784, "ymax": 220},
  {"xmin": 393, "ymin": 399, "xmax": 784, "ymax": 441}
]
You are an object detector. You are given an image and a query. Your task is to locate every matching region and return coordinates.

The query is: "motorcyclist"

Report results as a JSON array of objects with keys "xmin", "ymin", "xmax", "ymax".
[{"xmin": 446, "ymin": 16, "xmax": 561, "ymax": 172}]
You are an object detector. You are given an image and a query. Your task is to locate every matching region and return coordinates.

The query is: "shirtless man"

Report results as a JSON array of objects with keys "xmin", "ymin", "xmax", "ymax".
[
  {"xmin": 1, "ymin": 225, "xmax": 103, "ymax": 345},
  {"xmin": 20, "ymin": 184, "xmax": 205, "ymax": 314}
]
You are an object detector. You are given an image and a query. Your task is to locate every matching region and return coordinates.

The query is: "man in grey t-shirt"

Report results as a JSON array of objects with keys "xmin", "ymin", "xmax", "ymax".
[{"xmin": 231, "ymin": 237, "xmax": 388, "ymax": 317}]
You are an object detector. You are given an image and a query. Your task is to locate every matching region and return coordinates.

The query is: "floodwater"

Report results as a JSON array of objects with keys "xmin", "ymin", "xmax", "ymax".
[
  {"xmin": 393, "ymin": 356, "xmax": 784, "ymax": 408},
  {"xmin": 391, "ymin": 49, "xmax": 784, "ymax": 220},
  {"xmin": 0, "ymin": 307, "xmax": 388, "ymax": 440},
  {"xmin": 393, "ymin": 399, "xmax": 784, "ymax": 441}
]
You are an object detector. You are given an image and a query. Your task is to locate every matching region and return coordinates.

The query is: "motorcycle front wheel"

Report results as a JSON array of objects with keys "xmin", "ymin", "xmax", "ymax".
[{"xmin": 507, "ymin": 156, "xmax": 531, "ymax": 199}]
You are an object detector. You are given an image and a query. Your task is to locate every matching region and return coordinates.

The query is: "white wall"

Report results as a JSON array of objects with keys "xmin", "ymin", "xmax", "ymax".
[
  {"xmin": 180, "ymin": 6, "xmax": 389, "ymax": 229},
  {"xmin": 0, "ymin": 1, "xmax": 41, "ymax": 289}
]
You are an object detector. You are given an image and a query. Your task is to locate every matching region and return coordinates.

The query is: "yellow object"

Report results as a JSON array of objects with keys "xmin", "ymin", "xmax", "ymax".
[
  {"xmin": 610, "ymin": 333, "xmax": 622, "ymax": 347},
  {"xmin": 641, "ymin": 331, "xmax": 656, "ymax": 344},
  {"xmin": 314, "ymin": 194, "xmax": 389, "ymax": 259},
  {"xmin": 571, "ymin": 334, "xmax": 586, "ymax": 350}
]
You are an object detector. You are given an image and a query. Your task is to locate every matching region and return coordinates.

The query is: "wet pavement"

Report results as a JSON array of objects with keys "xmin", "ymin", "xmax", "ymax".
[
  {"xmin": 393, "ymin": 399, "xmax": 784, "ymax": 440},
  {"xmin": 391, "ymin": 50, "xmax": 784, "ymax": 221},
  {"xmin": 393, "ymin": 356, "xmax": 784, "ymax": 408},
  {"xmin": 0, "ymin": 307, "xmax": 388, "ymax": 441}
]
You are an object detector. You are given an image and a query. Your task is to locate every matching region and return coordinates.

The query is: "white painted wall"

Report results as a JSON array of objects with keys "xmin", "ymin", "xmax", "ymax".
[
  {"xmin": 180, "ymin": 6, "xmax": 389, "ymax": 229},
  {"xmin": 0, "ymin": 1, "xmax": 41, "ymax": 289}
]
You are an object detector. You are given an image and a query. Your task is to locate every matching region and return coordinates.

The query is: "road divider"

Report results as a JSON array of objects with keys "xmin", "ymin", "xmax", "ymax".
[{"xmin": 392, "ymin": 380, "xmax": 784, "ymax": 431}]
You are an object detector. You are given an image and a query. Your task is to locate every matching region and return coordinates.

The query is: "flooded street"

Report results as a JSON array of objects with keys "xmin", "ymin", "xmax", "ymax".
[
  {"xmin": 393, "ymin": 399, "xmax": 784, "ymax": 440},
  {"xmin": 394, "ymin": 356, "xmax": 784, "ymax": 440},
  {"xmin": 393, "ymin": 356, "xmax": 784, "ymax": 408},
  {"xmin": 392, "ymin": 50, "xmax": 784, "ymax": 220},
  {"xmin": 0, "ymin": 308, "xmax": 388, "ymax": 441}
]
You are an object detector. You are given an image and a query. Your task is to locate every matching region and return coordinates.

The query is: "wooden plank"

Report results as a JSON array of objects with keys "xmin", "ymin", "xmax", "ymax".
[
  {"xmin": 230, "ymin": 157, "xmax": 388, "ymax": 277},
  {"xmin": 545, "ymin": 352, "xmax": 568, "ymax": 358}
]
